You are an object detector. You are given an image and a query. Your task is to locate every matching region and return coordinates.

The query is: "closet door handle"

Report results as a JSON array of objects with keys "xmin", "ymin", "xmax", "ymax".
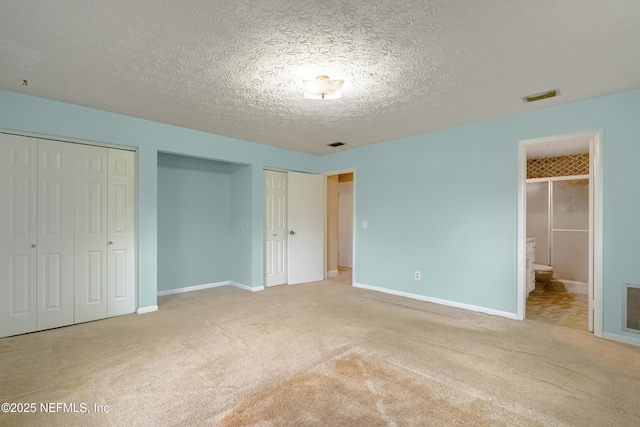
[
  {"xmin": 30, "ymin": 244, "xmax": 36, "ymax": 248},
  {"xmin": 108, "ymin": 241, "xmax": 113, "ymax": 245}
]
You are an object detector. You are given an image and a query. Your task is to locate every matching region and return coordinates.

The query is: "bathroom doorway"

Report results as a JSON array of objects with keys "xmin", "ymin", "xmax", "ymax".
[{"xmin": 517, "ymin": 131, "xmax": 603, "ymax": 336}]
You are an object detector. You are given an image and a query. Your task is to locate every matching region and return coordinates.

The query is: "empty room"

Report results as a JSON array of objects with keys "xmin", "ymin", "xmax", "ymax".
[{"xmin": 1, "ymin": 1, "xmax": 640, "ymax": 425}]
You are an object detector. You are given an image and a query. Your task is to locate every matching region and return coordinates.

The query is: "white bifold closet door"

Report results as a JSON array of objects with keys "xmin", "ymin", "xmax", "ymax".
[
  {"xmin": 0, "ymin": 136, "xmax": 75, "ymax": 334},
  {"xmin": 75, "ymin": 144, "xmax": 109, "ymax": 322},
  {"xmin": 36, "ymin": 139, "xmax": 76, "ymax": 330},
  {"xmin": 0, "ymin": 133, "xmax": 136, "ymax": 338},
  {"xmin": 75, "ymin": 146, "xmax": 135, "ymax": 321},
  {"xmin": 0, "ymin": 134, "xmax": 38, "ymax": 337},
  {"xmin": 105, "ymin": 149, "xmax": 135, "ymax": 317}
]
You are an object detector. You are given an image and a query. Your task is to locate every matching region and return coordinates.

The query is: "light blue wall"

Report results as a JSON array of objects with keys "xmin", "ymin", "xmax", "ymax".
[
  {"xmin": 321, "ymin": 123, "xmax": 516, "ymax": 313},
  {"xmin": 230, "ymin": 163, "xmax": 253, "ymax": 286},
  {"xmin": 0, "ymin": 89, "xmax": 320, "ymax": 310},
  {"xmin": 157, "ymin": 153, "xmax": 232, "ymax": 291},
  {"xmin": 2, "ymin": 87, "xmax": 640, "ymax": 342},
  {"xmin": 319, "ymin": 88, "xmax": 640, "ymax": 340}
]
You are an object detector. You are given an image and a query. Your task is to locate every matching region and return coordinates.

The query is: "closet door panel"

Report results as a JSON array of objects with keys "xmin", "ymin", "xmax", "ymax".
[
  {"xmin": 75, "ymin": 144, "xmax": 108, "ymax": 323},
  {"xmin": 107, "ymin": 149, "xmax": 135, "ymax": 317},
  {"xmin": 0, "ymin": 134, "xmax": 38, "ymax": 337},
  {"xmin": 36, "ymin": 140, "xmax": 75, "ymax": 330}
]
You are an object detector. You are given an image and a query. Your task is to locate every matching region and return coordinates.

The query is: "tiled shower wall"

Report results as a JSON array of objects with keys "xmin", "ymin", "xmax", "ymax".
[{"xmin": 527, "ymin": 153, "xmax": 589, "ymax": 179}]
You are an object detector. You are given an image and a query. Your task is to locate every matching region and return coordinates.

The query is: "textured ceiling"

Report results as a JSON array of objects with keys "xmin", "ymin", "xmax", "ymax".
[{"xmin": 1, "ymin": 0, "xmax": 639, "ymax": 155}]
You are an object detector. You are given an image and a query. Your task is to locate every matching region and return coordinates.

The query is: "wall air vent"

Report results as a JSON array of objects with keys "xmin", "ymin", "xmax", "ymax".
[
  {"xmin": 522, "ymin": 89, "xmax": 560, "ymax": 103},
  {"xmin": 624, "ymin": 283, "xmax": 640, "ymax": 333},
  {"xmin": 327, "ymin": 142, "xmax": 345, "ymax": 148}
]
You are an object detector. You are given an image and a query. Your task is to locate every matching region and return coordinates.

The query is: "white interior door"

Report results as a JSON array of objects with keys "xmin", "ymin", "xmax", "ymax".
[
  {"xmin": 338, "ymin": 181, "xmax": 353, "ymax": 268},
  {"xmin": 0, "ymin": 134, "xmax": 38, "ymax": 337},
  {"xmin": 107, "ymin": 149, "xmax": 135, "ymax": 317},
  {"xmin": 264, "ymin": 170, "xmax": 288, "ymax": 287},
  {"xmin": 287, "ymin": 171, "xmax": 324, "ymax": 285},
  {"xmin": 75, "ymin": 144, "xmax": 108, "ymax": 323},
  {"xmin": 36, "ymin": 139, "xmax": 75, "ymax": 330}
]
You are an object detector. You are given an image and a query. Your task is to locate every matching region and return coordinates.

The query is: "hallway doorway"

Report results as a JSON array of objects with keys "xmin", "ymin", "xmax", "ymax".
[{"xmin": 326, "ymin": 171, "xmax": 354, "ymax": 283}]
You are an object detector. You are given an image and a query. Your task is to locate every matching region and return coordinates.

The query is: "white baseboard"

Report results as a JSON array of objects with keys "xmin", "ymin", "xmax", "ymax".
[
  {"xmin": 327, "ymin": 270, "xmax": 339, "ymax": 278},
  {"xmin": 137, "ymin": 305, "xmax": 158, "ymax": 314},
  {"xmin": 603, "ymin": 332, "xmax": 640, "ymax": 347},
  {"xmin": 353, "ymin": 283, "xmax": 518, "ymax": 320},
  {"xmin": 157, "ymin": 281, "xmax": 229, "ymax": 296},
  {"xmin": 156, "ymin": 281, "xmax": 264, "ymax": 298},
  {"xmin": 231, "ymin": 281, "xmax": 264, "ymax": 292}
]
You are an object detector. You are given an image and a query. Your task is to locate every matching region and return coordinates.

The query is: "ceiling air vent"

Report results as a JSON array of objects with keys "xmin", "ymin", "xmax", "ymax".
[
  {"xmin": 522, "ymin": 89, "xmax": 560, "ymax": 103},
  {"xmin": 327, "ymin": 142, "xmax": 345, "ymax": 148}
]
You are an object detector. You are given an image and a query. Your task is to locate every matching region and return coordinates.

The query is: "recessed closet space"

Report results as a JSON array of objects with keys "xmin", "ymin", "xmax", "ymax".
[{"xmin": 157, "ymin": 153, "xmax": 252, "ymax": 293}]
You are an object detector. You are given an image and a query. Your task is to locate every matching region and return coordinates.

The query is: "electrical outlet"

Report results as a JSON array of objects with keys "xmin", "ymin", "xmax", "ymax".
[{"xmin": 415, "ymin": 271, "xmax": 421, "ymax": 280}]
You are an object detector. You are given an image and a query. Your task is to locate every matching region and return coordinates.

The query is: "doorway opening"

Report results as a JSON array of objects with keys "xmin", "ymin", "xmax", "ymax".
[
  {"xmin": 326, "ymin": 172, "xmax": 354, "ymax": 285},
  {"xmin": 517, "ymin": 130, "xmax": 603, "ymax": 336}
]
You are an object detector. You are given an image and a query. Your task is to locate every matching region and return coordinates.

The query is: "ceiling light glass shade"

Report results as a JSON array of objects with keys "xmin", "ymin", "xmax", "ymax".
[{"xmin": 303, "ymin": 75, "xmax": 345, "ymax": 99}]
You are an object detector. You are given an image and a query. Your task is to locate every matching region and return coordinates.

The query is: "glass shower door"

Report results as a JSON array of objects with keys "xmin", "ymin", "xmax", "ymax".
[
  {"xmin": 551, "ymin": 179, "xmax": 589, "ymax": 282},
  {"xmin": 526, "ymin": 181, "xmax": 549, "ymax": 265}
]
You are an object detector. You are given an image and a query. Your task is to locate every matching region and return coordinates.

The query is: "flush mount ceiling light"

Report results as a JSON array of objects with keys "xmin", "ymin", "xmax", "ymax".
[
  {"xmin": 522, "ymin": 88, "xmax": 560, "ymax": 103},
  {"xmin": 303, "ymin": 75, "xmax": 345, "ymax": 99}
]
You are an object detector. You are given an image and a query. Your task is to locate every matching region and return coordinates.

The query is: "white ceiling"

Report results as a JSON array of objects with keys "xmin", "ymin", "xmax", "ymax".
[
  {"xmin": 526, "ymin": 136, "xmax": 590, "ymax": 159},
  {"xmin": 1, "ymin": 1, "xmax": 639, "ymax": 155}
]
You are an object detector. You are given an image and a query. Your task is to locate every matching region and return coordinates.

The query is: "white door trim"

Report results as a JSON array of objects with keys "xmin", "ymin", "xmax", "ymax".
[
  {"xmin": 0, "ymin": 129, "xmax": 136, "ymax": 152},
  {"xmin": 517, "ymin": 130, "xmax": 603, "ymax": 337}
]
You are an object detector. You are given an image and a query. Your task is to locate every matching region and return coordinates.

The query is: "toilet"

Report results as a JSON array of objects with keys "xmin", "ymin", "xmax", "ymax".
[{"xmin": 534, "ymin": 264, "xmax": 554, "ymax": 292}]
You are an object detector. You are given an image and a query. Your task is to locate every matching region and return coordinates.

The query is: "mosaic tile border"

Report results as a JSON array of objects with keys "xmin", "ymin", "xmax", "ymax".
[{"xmin": 527, "ymin": 153, "xmax": 589, "ymax": 179}]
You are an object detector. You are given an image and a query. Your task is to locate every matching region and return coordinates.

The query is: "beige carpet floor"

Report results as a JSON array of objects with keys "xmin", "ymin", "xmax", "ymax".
[{"xmin": 1, "ymin": 273, "xmax": 640, "ymax": 426}]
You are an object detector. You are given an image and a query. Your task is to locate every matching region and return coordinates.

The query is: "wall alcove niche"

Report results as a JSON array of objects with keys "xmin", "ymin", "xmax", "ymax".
[{"xmin": 157, "ymin": 153, "xmax": 252, "ymax": 294}]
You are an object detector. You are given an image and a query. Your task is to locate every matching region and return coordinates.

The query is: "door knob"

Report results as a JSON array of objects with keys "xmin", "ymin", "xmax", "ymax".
[
  {"xmin": 30, "ymin": 244, "xmax": 36, "ymax": 248},
  {"xmin": 289, "ymin": 230, "xmax": 295, "ymax": 235},
  {"xmin": 108, "ymin": 241, "xmax": 113, "ymax": 245}
]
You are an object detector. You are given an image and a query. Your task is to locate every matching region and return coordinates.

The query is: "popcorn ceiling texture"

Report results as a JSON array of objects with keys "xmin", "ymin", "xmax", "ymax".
[
  {"xmin": 1, "ymin": 1, "xmax": 640, "ymax": 154},
  {"xmin": 527, "ymin": 153, "xmax": 590, "ymax": 179}
]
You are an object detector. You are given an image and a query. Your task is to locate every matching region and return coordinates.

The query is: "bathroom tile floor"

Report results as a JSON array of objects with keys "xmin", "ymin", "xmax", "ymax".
[{"xmin": 526, "ymin": 289, "xmax": 589, "ymax": 331}]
